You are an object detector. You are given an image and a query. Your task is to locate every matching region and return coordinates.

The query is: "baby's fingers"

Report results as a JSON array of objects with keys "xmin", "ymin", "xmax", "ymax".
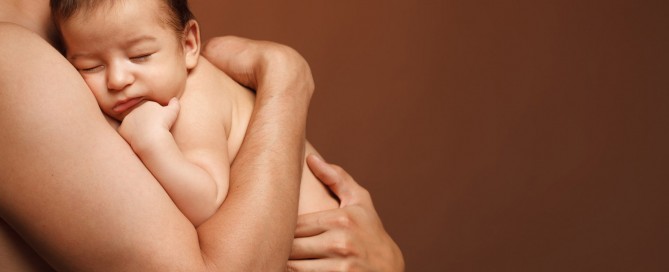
[{"xmin": 161, "ymin": 98, "xmax": 180, "ymax": 128}]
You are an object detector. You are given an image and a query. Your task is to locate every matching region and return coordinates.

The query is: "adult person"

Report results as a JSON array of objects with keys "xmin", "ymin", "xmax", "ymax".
[{"xmin": 0, "ymin": 1, "xmax": 404, "ymax": 271}]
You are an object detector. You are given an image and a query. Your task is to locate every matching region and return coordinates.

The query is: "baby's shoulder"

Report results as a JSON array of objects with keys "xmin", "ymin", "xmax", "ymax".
[{"xmin": 180, "ymin": 58, "xmax": 236, "ymax": 120}]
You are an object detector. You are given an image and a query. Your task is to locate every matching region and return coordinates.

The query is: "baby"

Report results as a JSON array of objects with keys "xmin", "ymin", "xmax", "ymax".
[{"xmin": 51, "ymin": 0, "xmax": 338, "ymax": 226}]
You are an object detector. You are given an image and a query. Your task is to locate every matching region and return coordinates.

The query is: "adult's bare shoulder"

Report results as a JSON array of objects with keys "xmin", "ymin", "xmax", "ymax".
[
  {"xmin": 0, "ymin": 22, "xmax": 69, "ymax": 86},
  {"xmin": 0, "ymin": 22, "xmax": 50, "ymax": 50}
]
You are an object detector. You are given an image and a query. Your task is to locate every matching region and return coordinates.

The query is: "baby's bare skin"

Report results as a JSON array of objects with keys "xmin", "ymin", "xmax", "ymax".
[{"xmin": 178, "ymin": 57, "xmax": 339, "ymax": 215}]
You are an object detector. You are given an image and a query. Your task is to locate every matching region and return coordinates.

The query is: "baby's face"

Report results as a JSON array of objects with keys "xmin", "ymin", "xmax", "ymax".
[{"xmin": 60, "ymin": 0, "xmax": 190, "ymax": 121}]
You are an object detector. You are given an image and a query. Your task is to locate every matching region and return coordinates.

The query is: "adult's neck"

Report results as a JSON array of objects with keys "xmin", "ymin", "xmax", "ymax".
[{"xmin": 0, "ymin": 0, "xmax": 53, "ymax": 41}]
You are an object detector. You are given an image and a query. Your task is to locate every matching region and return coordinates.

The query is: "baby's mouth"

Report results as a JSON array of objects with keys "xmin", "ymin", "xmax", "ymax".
[{"xmin": 113, "ymin": 97, "xmax": 144, "ymax": 114}]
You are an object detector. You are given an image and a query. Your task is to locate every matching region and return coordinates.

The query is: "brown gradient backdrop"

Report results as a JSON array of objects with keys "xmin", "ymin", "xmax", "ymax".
[{"xmin": 190, "ymin": 1, "xmax": 668, "ymax": 271}]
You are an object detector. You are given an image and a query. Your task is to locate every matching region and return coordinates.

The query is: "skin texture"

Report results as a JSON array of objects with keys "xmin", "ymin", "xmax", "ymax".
[
  {"xmin": 288, "ymin": 155, "xmax": 405, "ymax": 271},
  {"xmin": 0, "ymin": 22, "xmax": 307, "ymax": 271},
  {"xmin": 59, "ymin": 0, "xmax": 225, "ymax": 226},
  {"xmin": 59, "ymin": 1, "xmax": 197, "ymax": 121},
  {"xmin": 0, "ymin": 1, "xmax": 405, "ymax": 270},
  {"xmin": 204, "ymin": 37, "xmax": 406, "ymax": 272},
  {"xmin": 57, "ymin": 0, "xmax": 338, "ymax": 226}
]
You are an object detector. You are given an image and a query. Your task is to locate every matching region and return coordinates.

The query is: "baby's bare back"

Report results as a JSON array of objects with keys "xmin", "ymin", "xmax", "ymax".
[{"xmin": 178, "ymin": 57, "xmax": 339, "ymax": 214}]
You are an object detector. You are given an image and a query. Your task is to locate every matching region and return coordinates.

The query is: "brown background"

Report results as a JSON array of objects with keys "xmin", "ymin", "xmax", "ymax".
[{"xmin": 190, "ymin": 1, "xmax": 668, "ymax": 271}]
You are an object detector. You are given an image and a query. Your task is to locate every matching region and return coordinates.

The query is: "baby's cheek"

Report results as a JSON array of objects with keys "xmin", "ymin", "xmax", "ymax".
[{"xmin": 86, "ymin": 82, "xmax": 108, "ymax": 100}]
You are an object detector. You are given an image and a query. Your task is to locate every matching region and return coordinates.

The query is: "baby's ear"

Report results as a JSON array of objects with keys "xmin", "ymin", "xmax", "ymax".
[{"xmin": 182, "ymin": 20, "xmax": 201, "ymax": 69}]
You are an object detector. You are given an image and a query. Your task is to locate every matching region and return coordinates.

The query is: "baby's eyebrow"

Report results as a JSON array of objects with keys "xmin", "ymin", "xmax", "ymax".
[
  {"xmin": 68, "ymin": 53, "xmax": 89, "ymax": 61},
  {"xmin": 68, "ymin": 35, "xmax": 158, "ymax": 61},
  {"xmin": 125, "ymin": 35, "xmax": 157, "ymax": 47}
]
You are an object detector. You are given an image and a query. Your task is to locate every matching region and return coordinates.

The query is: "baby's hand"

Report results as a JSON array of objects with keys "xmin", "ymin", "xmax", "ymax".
[{"xmin": 118, "ymin": 98, "xmax": 180, "ymax": 153}]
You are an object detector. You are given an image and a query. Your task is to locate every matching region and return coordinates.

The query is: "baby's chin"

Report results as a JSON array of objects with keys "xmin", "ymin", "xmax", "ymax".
[
  {"xmin": 102, "ymin": 110, "xmax": 124, "ymax": 122},
  {"xmin": 102, "ymin": 108, "xmax": 130, "ymax": 124},
  {"xmin": 116, "ymin": 112, "xmax": 129, "ymax": 122}
]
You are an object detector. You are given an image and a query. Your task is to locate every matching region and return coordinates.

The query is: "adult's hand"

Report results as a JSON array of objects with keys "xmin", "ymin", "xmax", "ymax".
[
  {"xmin": 288, "ymin": 155, "xmax": 405, "ymax": 272},
  {"xmin": 202, "ymin": 36, "xmax": 314, "ymax": 100}
]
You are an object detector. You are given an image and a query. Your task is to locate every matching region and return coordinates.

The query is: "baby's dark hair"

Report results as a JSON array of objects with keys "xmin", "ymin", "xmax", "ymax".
[{"xmin": 50, "ymin": 0, "xmax": 195, "ymax": 34}]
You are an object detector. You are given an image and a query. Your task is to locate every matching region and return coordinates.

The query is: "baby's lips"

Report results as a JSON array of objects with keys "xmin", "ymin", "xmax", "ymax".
[{"xmin": 113, "ymin": 97, "xmax": 144, "ymax": 113}]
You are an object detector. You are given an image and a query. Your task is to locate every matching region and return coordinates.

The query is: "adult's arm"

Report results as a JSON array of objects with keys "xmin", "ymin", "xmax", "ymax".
[
  {"xmin": 203, "ymin": 37, "xmax": 405, "ymax": 271},
  {"xmin": 199, "ymin": 36, "xmax": 315, "ymax": 270},
  {"xmin": 0, "ymin": 24, "xmax": 310, "ymax": 271},
  {"xmin": 287, "ymin": 155, "xmax": 405, "ymax": 272}
]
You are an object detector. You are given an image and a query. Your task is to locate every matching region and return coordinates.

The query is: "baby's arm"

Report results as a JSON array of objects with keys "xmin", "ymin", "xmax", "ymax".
[{"xmin": 118, "ymin": 98, "xmax": 229, "ymax": 226}]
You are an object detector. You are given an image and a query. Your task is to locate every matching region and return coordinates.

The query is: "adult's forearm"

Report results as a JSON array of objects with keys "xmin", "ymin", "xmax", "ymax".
[{"xmin": 198, "ymin": 40, "xmax": 313, "ymax": 271}]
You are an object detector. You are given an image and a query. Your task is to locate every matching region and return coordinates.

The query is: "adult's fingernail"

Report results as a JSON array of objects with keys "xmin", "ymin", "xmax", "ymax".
[{"xmin": 309, "ymin": 154, "xmax": 325, "ymax": 163}]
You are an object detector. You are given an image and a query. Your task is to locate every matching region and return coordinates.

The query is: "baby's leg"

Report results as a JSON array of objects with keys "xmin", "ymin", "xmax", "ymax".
[{"xmin": 298, "ymin": 142, "xmax": 340, "ymax": 214}]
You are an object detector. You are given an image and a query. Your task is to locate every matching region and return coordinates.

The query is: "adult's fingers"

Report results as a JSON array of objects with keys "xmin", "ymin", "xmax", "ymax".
[
  {"xmin": 287, "ymin": 258, "xmax": 369, "ymax": 272},
  {"xmin": 287, "ymin": 259, "xmax": 345, "ymax": 272},
  {"xmin": 295, "ymin": 206, "xmax": 368, "ymax": 238},
  {"xmin": 202, "ymin": 36, "xmax": 314, "ymax": 100},
  {"xmin": 294, "ymin": 209, "xmax": 340, "ymax": 238},
  {"xmin": 306, "ymin": 155, "xmax": 371, "ymax": 207},
  {"xmin": 305, "ymin": 155, "xmax": 340, "ymax": 187},
  {"xmin": 290, "ymin": 234, "xmax": 330, "ymax": 260},
  {"xmin": 201, "ymin": 36, "xmax": 260, "ymax": 88},
  {"xmin": 291, "ymin": 228, "xmax": 361, "ymax": 260}
]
